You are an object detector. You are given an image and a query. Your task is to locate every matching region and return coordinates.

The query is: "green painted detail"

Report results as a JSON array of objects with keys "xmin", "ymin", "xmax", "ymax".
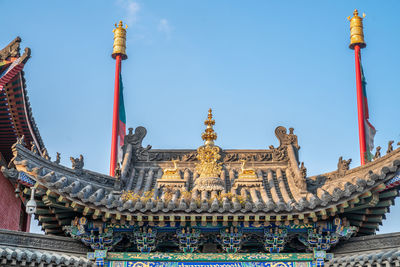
[
  {"xmin": 106, "ymin": 253, "xmax": 315, "ymax": 262},
  {"xmin": 108, "ymin": 261, "xmax": 313, "ymax": 267}
]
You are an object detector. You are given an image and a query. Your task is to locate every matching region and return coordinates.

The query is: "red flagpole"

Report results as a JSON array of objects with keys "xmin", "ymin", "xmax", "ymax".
[
  {"xmin": 354, "ymin": 45, "xmax": 367, "ymax": 165},
  {"xmin": 348, "ymin": 9, "xmax": 367, "ymax": 165},
  {"xmin": 110, "ymin": 54, "xmax": 121, "ymax": 176},
  {"xmin": 110, "ymin": 21, "xmax": 127, "ymax": 176}
]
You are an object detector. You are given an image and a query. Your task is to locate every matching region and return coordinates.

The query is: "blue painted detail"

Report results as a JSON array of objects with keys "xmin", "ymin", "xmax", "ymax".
[
  {"xmin": 18, "ymin": 172, "xmax": 36, "ymax": 186},
  {"xmin": 385, "ymin": 171, "xmax": 400, "ymax": 189}
]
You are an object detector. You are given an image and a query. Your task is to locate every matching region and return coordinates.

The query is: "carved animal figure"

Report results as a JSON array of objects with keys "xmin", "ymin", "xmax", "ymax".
[
  {"xmin": 373, "ymin": 146, "xmax": 381, "ymax": 160},
  {"xmin": 337, "ymin": 157, "xmax": 351, "ymax": 177},
  {"xmin": 70, "ymin": 155, "xmax": 84, "ymax": 170},
  {"xmin": 42, "ymin": 149, "xmax": 50, "ymax": 160},
  {"xmin": 239, "ymin": 159, "xmax": 255, "ymax": 175},
  {"xmin": 164, "ymin": 160, "xmax": 179, "ymax": 175},
  {"xmin": 387, "ymin": 141, "xmax": 394, "ymax": 154},
  {"xmin": 55, "ymin": 152, "xmax": 61, "ymax": 164},
  {"xmin": 16, "ymin": 135, "xmax": 25, "ymax": 145},
  {"xmin": 30, "ymin": 141, "xmax": 38, "ymax": 155},
  {"xmin": 300, "ymin": 162, "xmax": 307, "ymax": 179}
]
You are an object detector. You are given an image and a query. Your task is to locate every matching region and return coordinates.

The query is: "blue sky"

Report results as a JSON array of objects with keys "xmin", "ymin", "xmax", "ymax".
[{"xmin": 1, "ymin": 1, "xmax": 400, "ymax": 234}]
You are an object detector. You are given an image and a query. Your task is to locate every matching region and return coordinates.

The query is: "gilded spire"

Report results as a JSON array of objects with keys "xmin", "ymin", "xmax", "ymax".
[
  {"xmin": 201, "ymin": 108, "xmax": 217, "ymax": 145},
  {"xmin": 112, "ymin": 20, "xmax": 128, "ymax": 60},
  {"xmin": 348, "ymin": 9, "xmax": 366, "ymax": 49}
]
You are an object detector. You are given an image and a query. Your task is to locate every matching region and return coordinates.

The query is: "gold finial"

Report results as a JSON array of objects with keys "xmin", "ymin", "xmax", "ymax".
[
  {"xmin": 201, "ymin": 108, "xmax": 217, "ymax": 145},
  {"xmin": 112, "ymin": 20, "xmax": 128, "ymax": 60},
  {"xmin": 348, "ymin": 9, "xmax": 366, "ymax": 49}
]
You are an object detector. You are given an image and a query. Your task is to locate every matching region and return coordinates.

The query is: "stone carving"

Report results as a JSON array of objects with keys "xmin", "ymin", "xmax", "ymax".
[
  {"xmin": 42, "ymin": 148, "xmax": 50, "ymax": 160},
  {"xmin": 70, "ymin": 155, "xmax": 84, "ymax": 175},
  {"xmin": 0, "ymin": 37, "xmax": 21, "ymax": 60},
  {"xmin": 181, "ymin": 152, "xmax": 197, "ymax": 162},
  {"xmin": 55, "ymin": 152, "xmax": 61, "ymax": 164},
  {"xmin": 387, "ymin": 140, "xmax": 394, "ymax": 154},
  {"xmin": 16, "ymin": 135, "xmax": 25, "ymax": 146},
  {"xmin": 114, "ymin": 163, "xmax": 121, "ymax": 179},
  {"xmin": 275, "ymin": 126, "xmax": 300, "ymax": 150},
  {"xmin": 270, "ymin": 145, "xmax": 288, "ymax": 161},
  {"xmin": 125, "ymin": 127, "xmax": 152, "ymax": 161},
  {"xmin": 30, "ymin": 141, "xmax": 39, "ymax": 155},
  {"xmin": 337, "ymin": 157, "xmax": 351, "ymax": 177},
  {"xmin": 0, "ymin": 167, "xmax": 18, "ymax": 180},
  {"xmin": 0, "ymin": 229, "xmax": 90, "ymax": 253},
  {"xmin": 300, "ymin": 162, "xmax": 307, "ymax": 179},
  {"xmin": 374, "ymin": 146, "xmax": 381, "ymax": 160}
]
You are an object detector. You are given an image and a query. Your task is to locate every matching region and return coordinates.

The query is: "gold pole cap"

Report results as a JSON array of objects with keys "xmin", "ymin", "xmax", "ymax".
[
  {"xmin": 112, "ymin": 21, "xmax": 128, "ymax": 60},
  {"xmin": 201, "ymin": 108, "xmax": 217, "ymax": 146},
  {"xmin": 348, "ymin": 9, "xmax": 366, "ymax": 49}
]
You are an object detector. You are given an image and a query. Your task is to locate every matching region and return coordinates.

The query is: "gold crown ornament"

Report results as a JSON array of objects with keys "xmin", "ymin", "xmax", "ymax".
[
  {"xmin": 112, "ymin": 21, "xmax": 128, "ymax": 59},
  {"xmin": 348, "ymin": 9, "xmax": 366, "ymax": 49}
]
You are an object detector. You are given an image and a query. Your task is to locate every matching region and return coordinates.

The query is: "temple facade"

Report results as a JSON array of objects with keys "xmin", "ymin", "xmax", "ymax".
[
  {"xmin": 1, "ymin": 14, "xmax": 400, "ymax": 266},
  {"xmin": 1, "ymin": 102, "xmax": 400, "ymax": 266}
]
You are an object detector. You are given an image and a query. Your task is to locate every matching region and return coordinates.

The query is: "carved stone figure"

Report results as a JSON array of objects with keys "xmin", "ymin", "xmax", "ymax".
[
  {"xmin": 337, "ymin": 157, "xmax": 351, "ymax": 177},
  {"xmin": 0, "ymin": 37, "xmax": 21, "ymax": 60},
  {"xmin": 16, "ymin": 135, "xmax": 25, "ymax": 146},
  {"xmin": 30, "ymin": 141, "xmax": 38, "ymax": 155},
  {"xmin": 387, "ymin": 141, "xmax": 394, "ymax": 154},
  {"xmin": 125, "ymin": 126, "xmax": 152, "ymax": 161},
  {"xmin": 373, "ymin": 146, "xmax": 381, "ymax": 160},
  {"xmin": 114, "ymin": 163, "xmax": 121, "ymax": 179},
  {"xmin": 300, "ymin": 162, "xmax": 307, "ymax": 179},
  {"xmin": 42, "ymin": 148, "xmax": 50, "ymax": 160},
  {"xmin": 275, "ymin": 126, "xmax": 300, "ymax": 150},
  {"xmin": 70, "ymin": 155, "xmax": 84, "ymax": 175},
  {"xmin": 271, "ymin": 146, "xmax": 288, "ymax": 161},
  {"xmin": 55, "ymin": 152, "xmax": 61, "ymax": 164}
]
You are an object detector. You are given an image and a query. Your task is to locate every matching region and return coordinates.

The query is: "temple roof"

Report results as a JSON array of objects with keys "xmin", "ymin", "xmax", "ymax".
[
  {"xmin": 4, "ymin": 115, "xmax": 400, "ymax": 235},
  {"xmin": 328, "ymin": 232, "xmax": 400, "ymax": 266},
  {"xmin": 0, "ymin": 37, "xmax": 45, "ymax": 163},
  {"xmin": 0, "ymin": 229, "xmax": 92, "ymax": 266}
]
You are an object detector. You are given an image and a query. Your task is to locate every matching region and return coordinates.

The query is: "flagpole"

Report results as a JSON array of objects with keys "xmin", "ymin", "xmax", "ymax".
[
  {"xmin": 110, "ymin": 21, "xmax": 128, "ymax": 176},
  {"xmin": 354, "ymin": 45, "xmax": 367, "ymax": 165},
  {"xmin": 348, "ymin": 10, "xmax": 367, "ymax": 165}
]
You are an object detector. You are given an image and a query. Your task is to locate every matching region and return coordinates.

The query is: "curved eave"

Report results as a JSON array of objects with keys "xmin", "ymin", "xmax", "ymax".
[
  {"xmin": 9, "ymin": 143, "xmax": 400, "ymax": 235},
  {"xmin": 0, "ymin": 38, "xmax": 45, "ymax": 162}
]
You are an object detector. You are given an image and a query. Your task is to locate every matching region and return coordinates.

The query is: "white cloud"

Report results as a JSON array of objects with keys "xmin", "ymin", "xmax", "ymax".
[
  {"xmin": 158, "ymin": 19, "xmax": 172, "ymax": 39},
  {"xmin": 116, "ymin": 0, "xmax": 140, "ymax": 26}
]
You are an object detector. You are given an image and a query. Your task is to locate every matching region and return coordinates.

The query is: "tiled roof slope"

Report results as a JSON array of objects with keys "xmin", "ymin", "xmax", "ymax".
[
  {"xmin": 4, "ymin": 126, "xmax": 400, "ymax": 234},
  {"xmin": 0, "ymin": 37, "xmax": 45, "ymax": 162},
  {"xmin": 328, "ymin": 232, "xmax": 400, "ymax": 266},
  {"xmin": 0, "ymin": 246, "xmax": 93, "ymax": 267},
  {"xmin": 0, "ymin": 229, "xmax": 92, "ymax": 266}
]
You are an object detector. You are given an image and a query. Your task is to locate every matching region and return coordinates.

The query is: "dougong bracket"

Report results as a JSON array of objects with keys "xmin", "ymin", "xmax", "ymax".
[
  {"xmin": 176, "ymin": 227, "xmax": 202, "ymax": 253},
  {"xmin": 218, "ymin": 226, "xmax": 244, "ymax": 253},
  {"xmin": 264, "ymin": 227, "xmax": 287, "ymax": 253}
]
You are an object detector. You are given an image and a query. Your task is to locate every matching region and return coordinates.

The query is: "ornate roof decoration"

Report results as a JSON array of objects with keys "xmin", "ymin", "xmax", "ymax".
[
  {"xmin": 0, "ymin": 37, "xmax": 45, "ymax": 162},
  {"xmin": 194, "ymin": 109, "xmax": 224, "ymax": 192},
  {"xmin": 4, "ymin": 119, "xmax": 400, "ymax": 237},
  {"xmin": 201, "ymin": 108, "xmax": 217, "ymax": 145}
]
